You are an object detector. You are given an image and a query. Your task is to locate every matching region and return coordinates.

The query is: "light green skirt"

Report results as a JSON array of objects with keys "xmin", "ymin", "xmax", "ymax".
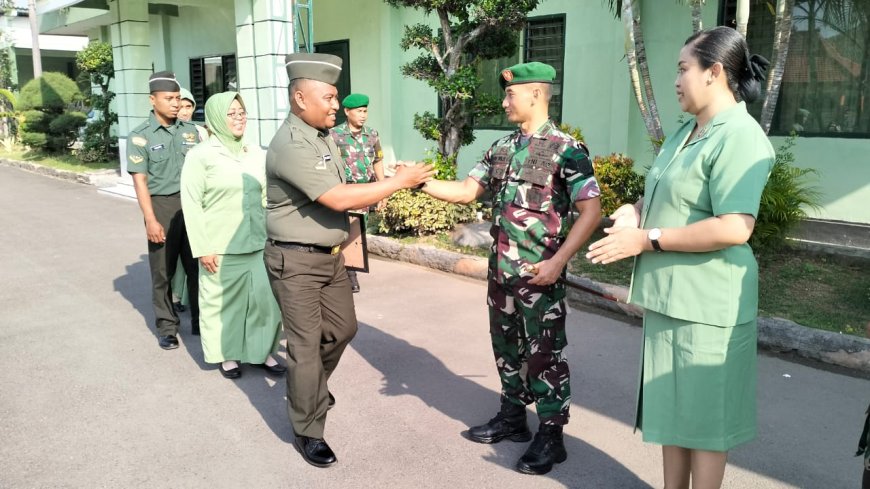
[
  {"xmin": 636, "ymin": 309, "xmax": 757, "ymax": 451},
  {"xmin": 198, "ymin": 250, "xmax": 282, "ymax": 364}
]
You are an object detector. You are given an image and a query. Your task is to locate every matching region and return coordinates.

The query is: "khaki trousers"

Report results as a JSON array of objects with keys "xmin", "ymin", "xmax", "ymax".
[
  {"xmin": 264, "ymin": 243, "xmax": 358, "ymax": 438},
  {"xmin": 148, "ymin": 193, "xmax": 199, "ymax": 336}
]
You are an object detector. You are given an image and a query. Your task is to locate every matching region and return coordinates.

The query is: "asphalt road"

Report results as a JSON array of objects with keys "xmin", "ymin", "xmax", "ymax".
[{"xmin": 0, "ymin": 165, "xmax": 865, "ymax": 489}]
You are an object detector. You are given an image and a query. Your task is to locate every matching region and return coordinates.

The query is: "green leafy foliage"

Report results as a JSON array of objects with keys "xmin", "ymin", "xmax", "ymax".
[
  {"xmin": 75, "ymin": 41, "xmax": 116, "ymax": 162},
  {"xmin": 75, "ymin": 41, "xmax": 114, "ymax": 80},
  {"xmin": 558, "ymin": 122, "xmax": 585, "ymax": 144},
  {"xmin": 378, "ymin": 189, "xmax": 481, "ymax": 236},
  {"xmin": 16, "ymin": 72, "xmax": 83, "ymax": 112},
  {"xmin": 386, "ymin": 0, "xmax": 539, "ymax": 167},
  {"xmin": 423, "ymin": 151, "xmax": 458, "ymax": 181},
  {"xmin": 751, "ymin": 136, "xmax": 822, "ymax": 252},
  {"xmin": 592, "ymin": 153, "xmax": 646, "ymax": 216}
]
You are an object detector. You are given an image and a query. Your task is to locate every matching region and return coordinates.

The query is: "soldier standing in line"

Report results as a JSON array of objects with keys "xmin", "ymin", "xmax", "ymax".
[
  {"xmin": 127, "ymin": 72, "xmax": 202, "ymax": 349},
  {"xmin": 264, "ymin": 53, "xmax": 434, "ymax": 468},
  {"xmin": 420, "ymin": 62, "xmax": 601, "ymax": 475},
  {"xmin": 330, "ymin": 92, "xmax": 384, "ymax": 293}
]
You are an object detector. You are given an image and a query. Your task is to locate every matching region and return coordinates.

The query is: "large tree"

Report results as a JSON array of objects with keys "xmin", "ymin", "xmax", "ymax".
[{"xmin": 385, "ymin": 0, "xmax": 540, "ymax": 162}]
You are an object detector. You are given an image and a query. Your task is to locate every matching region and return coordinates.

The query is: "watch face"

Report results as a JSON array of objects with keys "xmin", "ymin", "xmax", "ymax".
[{"xmin": 649, "ymin": 228, "xmax": 662, "ymax": 240}]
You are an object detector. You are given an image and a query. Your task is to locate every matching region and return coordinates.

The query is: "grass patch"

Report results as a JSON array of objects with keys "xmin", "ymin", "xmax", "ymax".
[
  {"xmin": 2, "ymin": 148, "xmax": 115, "ymax": 173},
  {"xmin": 758, "ymin": 251, "xmax": 870, "ymax": 336},
  {"xmin": 395, "ymin": 227, "xmax": 870, "ymax": 336}
]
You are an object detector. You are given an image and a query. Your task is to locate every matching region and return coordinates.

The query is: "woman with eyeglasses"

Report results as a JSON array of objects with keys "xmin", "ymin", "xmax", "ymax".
[{"xmin": 181, "ymin": 91, "xmax": 284, "ymax": 379}]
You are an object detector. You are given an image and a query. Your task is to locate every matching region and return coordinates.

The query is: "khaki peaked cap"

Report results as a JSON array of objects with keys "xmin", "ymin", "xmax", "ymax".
[{"xmin": 285, "ymin": 53, "xmax": 342, "ymax": 85}]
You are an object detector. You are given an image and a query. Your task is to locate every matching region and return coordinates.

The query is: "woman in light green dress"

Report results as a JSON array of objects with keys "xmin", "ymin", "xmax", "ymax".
[
  {"xmin": 181, "ymin": 91, "xmax": 283, "ymax": 379},
  {"xmin": 587, "ymin": 27, "xmax": 774, "ymax": 488}
]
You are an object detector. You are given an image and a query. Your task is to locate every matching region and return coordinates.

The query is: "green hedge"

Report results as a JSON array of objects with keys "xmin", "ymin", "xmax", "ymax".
[{"xmin": 378, "ymin": 189, "xmax": 480, "ymax": 236}]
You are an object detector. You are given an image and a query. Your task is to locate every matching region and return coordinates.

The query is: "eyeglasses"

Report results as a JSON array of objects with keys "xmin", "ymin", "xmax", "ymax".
[{"xmin": 226, "ymin": 111, "xmax": 248, "ymax": 120}]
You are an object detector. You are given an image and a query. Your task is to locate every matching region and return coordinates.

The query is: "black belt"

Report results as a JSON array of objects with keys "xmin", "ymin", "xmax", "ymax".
[{"xmin": 270, "ymin": 240, "xmax": 341, "ymax": 255}]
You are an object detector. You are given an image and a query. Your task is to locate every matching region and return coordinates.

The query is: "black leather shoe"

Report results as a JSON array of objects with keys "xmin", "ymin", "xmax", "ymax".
[
  {"xmin": 218, "ymin": 363, "xmax": 241, "ymax": 379},
  {"xmin": 172, "ymin": 301, "xmax": 186, "ymax": 313},
  {"xmin": 251, "ymin": 362, "xmax": 287, "ymax": 375},
  {"xmin": 516, "ymin": 424, "xmax": 567, "ymax": 475},
  {"xmin": 328, "ymin": 391, "xmax": 335, "ymax": 410},
  {"xmin": 294, "ymin": 435, "xmax": 337, "ymax": 467},
  {"xmin": 158, "ymin": 335, "xmax": 179, "ymax": 350},
  {"xmin": 468, "ymin": 400, "xmax": 531, "ymax": 444}
]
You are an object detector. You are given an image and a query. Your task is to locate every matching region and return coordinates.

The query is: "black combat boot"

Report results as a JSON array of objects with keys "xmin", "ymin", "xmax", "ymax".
[
  {"xmin": 467, "ymin": 400, "xmax": 532, "ymax": 444},
  {"xmin": 516, "ymin": 423, "xmax": 567, "ymax": 475}
]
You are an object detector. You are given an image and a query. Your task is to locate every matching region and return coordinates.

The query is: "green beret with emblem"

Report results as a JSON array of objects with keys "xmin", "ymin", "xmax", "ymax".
[
  {"xmin": 284, "ymin": 53, "xmax": 342, "ymax": 85},
  {"xmin": 342, "ymin": 93, "xmax": 369, "ymax": 109},
  {"xmin": 499, "ymin": 61, "xmax": 557, "ymax": 90}
]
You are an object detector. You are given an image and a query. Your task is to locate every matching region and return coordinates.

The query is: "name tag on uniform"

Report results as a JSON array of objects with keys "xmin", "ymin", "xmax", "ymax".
[{"xmin": 150, "ymin": 144, "xmax": 165, "ymax": 152}]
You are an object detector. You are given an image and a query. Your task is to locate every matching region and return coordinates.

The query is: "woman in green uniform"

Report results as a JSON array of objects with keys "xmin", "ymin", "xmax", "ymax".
[
  {"xmin": 181, "ymin": 92, "xmax": 284, "ymax": 379},
  {"xmin": 587, "ymin": 27, "xmax": 774, "ymax": 488}
]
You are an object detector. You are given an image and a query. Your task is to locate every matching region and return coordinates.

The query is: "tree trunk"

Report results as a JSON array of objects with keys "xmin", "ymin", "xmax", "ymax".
[
  {"xmin": 622, "ymin": 1, "xmax": 655, "ymax": 150},
  {"xmin": 760, "ymin": 0, "xmax": 795, "ymax": 134},
  {"xmin": 691, "ymin": 0, "xmax": 704, "ymax": 34},
  {"xmin": 736, "ymin": 0, "xmax": 750, "ymax": 38},
  {"xmin": 633, "ymin": 7, "xmax": 664, "ymax": 150},
  {"xmin": 28, "ymin": 0, "xmax": 41, "ymax": 78}
]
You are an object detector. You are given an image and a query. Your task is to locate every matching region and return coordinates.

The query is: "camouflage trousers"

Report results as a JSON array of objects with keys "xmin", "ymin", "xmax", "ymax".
[{"xmin": 487, "ymin": 274, "xmax": 570, "ymax": 426}]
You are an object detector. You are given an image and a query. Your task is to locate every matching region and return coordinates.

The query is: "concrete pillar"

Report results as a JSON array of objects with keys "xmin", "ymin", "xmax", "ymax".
[
  {"xmin": 234, "ymin": 0, "xmax": 295, "ymax": 148},
  {"xmin": 108, "ymin": 0, "xmax": 150, "ymax": 180}
]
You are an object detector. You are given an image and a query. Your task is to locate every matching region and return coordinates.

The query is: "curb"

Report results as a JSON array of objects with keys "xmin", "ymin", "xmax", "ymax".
[
  {"xmin": 0, "ymin": 157, "xmax": 120, "ymax": 187},
  {"xmin": 368, "ymin": 235, "xmax": 870, "ymax": 374}
]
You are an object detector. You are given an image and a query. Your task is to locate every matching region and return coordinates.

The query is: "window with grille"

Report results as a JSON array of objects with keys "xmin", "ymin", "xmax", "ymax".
[
  {"xmin": 722, "ymin": 0, "xmax": 870, "ymax": 137},
  {"xmin": 189, "ymin": 54, "xmax": 237, "ymax": 122},
  {"xmin": 474, "ymin": 14, "xmax": 567, "ymax": 130}
]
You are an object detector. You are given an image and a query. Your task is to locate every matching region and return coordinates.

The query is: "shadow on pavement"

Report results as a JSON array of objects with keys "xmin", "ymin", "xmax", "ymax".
[
  {"xmin": 113, "ymin": 254, "xmax": 157, "ymax": 338},
  {"xmin": 353, "ymin": 322, "xmax": 651, "ymax": 488}
]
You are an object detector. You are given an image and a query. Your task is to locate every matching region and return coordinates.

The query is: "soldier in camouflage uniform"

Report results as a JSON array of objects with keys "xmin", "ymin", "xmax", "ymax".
[
  {"xmin": 421, "ymin": 62, "xmax": 601, "ymax": 475},
  {"xmin": 330, "ymin": 93, "xmax": 384, "ymax": 292}
]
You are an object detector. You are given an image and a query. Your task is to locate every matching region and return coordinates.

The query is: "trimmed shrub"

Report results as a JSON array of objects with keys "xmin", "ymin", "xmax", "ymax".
[
  {"xmin": 592, "ymin": 153, "xmax": 646, "ymax": 217},
  {"xmin": 379, "ymin": 189, "xmax": 480, "ymax": 236},
  {"xmin": 751, "ymin": 136, "xmax": 821, "ymax": 252},
  {"xmin": 16, "ymin": 72, "xmax": 83, "ymax": 111}
]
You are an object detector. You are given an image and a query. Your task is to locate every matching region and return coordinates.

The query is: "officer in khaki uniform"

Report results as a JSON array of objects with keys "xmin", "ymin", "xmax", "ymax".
[
  {"xmin": 264, "ymin": 53, "xmax": 433, "ymax": 468},
  {"xmin": 127, "ymin": 71, "xmax": 201, "ymax": 350}
]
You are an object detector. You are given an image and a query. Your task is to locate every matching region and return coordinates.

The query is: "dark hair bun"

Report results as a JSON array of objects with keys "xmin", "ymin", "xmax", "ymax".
[{"xmin": 738, "ymin": 53, "xmax": 769, "ymax": 104}]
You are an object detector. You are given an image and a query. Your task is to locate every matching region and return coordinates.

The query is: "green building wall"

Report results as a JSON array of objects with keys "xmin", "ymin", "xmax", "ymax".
[
  {"xmin": 38, "ymin": 0, "xmax": 868, "ymax": 223},
  {"xmin": 313, "ymin": 0, "xmax": 869, "ymax": 224}
]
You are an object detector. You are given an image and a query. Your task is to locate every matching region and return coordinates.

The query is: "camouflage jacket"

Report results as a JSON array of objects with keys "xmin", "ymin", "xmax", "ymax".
[
  {"xmin": 468, "ymin": 120, "xmax": 600, "ymax": 284},
  {"xmin": 330, "ymin": 123, "xmax": 383, "ymax": 183}
]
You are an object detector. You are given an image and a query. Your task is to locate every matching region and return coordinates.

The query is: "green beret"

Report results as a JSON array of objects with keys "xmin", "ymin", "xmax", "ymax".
[
  {"xmin": 499, "ymin": 61, "xmax": 557, "ymax": 90},
  {"xmin": 342, "ymin": 93, "xmax": 369, "ymax": 109},
  {"xmin": 284, "ymin": 53, "xmax": 342, "ymax": 85}
]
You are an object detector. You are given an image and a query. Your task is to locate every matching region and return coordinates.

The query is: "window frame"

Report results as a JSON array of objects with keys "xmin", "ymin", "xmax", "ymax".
[
  {"xmin": 719, "ymin": 0, "xmax": 870, "ymax": 139},
  {"xmin": 189, "ymin": 53, "xmax": 237, "ymax": 122},
  {"xmin": 472, "ymin": 13, "xmax": 568, "ymax": 131}
]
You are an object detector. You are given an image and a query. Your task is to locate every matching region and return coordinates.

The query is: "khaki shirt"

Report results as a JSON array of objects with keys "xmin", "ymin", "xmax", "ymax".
[
  {"xmin": 126, "ymin": 111, "xmax": 200, "ymax": 195},
  {"xmin": 629, "ymin": 102, "xmax": 774, "ymax": 326},
  {"xmin": 265, "ymin": 113, "xmax": 348, "ymax": 247}
]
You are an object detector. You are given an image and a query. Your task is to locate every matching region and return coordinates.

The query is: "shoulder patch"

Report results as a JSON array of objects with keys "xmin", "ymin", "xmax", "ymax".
[
  {"xmin": 128, "ymin": 155, "xmax": 144, "ymax": 164},
  {"xmin": 182, "ymin": 132, "xmax": 196, "ymax": 143},
  {"xmin": 131, "ymin": 136, "xmax": 147, "ymax": 147}
]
